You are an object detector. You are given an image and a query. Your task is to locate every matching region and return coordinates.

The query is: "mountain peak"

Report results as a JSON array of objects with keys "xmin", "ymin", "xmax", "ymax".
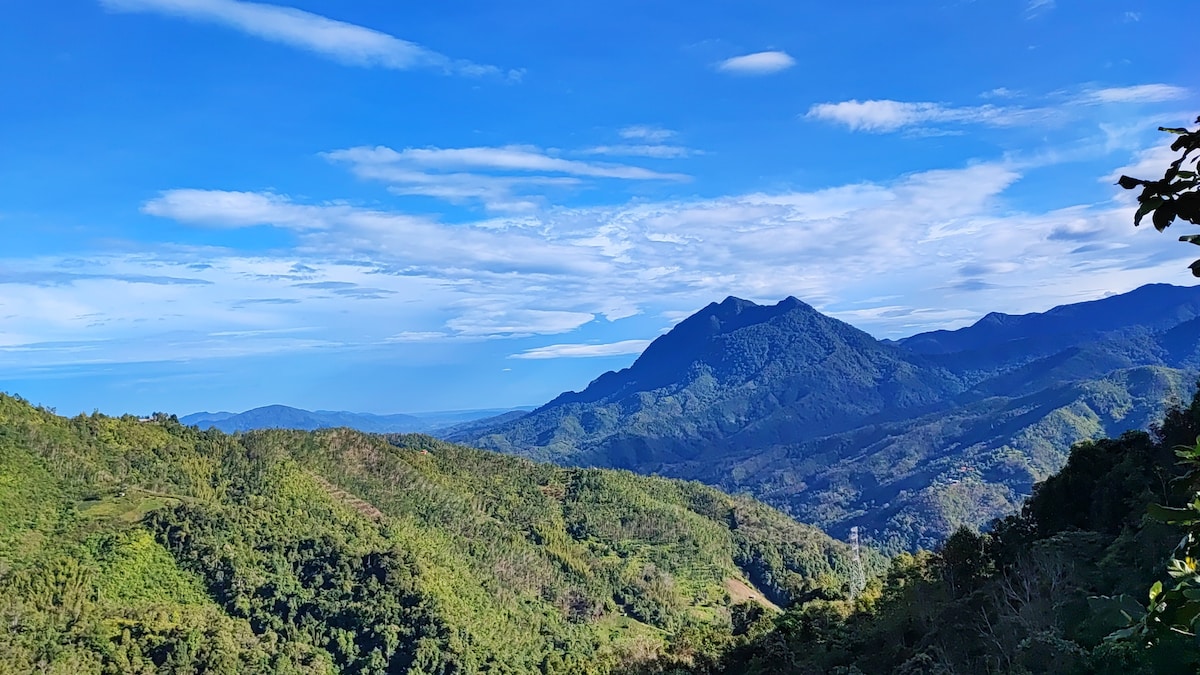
[
  {"xmin": 465, "ymin": 282, "xmax": 1200, "ymax": 554},
  {"xmin": 978, "ymin": 311, "xmax": 1013, "ymax": 326},
  {"xmin": 707, "ymin": 295, "xmax": 812, "ymax": 320},
  {"xmin": 701, "ymin": 296, "xmax": 758, "ymax": 320},
  {"xmin": 777, "ymin": 295, "xmax": 810, "ymax": 311},
  {"xmin": 533, "ymin": 290, "xmax": 930, "ymax": 415},
  {"xmin": 255, "ymin": 404, "xmax": 304, "ymax": 413},
  {"xmin": 719, "ymin": 295, "xmax": 755, "ymax": 308}
]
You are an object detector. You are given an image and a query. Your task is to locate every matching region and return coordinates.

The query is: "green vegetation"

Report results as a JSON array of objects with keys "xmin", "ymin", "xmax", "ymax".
[
  {"xmin": 714, "ymin": 387, "xmax": 1200, "ymax": 674},
  {"xmin": 1119, "ymin": 117, "xmax": 1200, "ymax": 275},
  {"xmin": 461, "ymin": 287, "xmax": 1200, "ymax": 551},
  {"xmin": 1103, "ymin": 417, "xmax": 1200, "ymax": 645},
  {"xmin": 0, "ymin": 393, "xmax": 876, "ymax": 674},
  {"xmin": 4, "ymin": 360, "xmax": 1200, "ymax": 673}
]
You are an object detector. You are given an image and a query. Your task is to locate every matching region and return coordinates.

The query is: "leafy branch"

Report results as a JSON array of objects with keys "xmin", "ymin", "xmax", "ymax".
[{"xmin": 1118, "ymin": 117, "xmax": 1200, "ymax": 275}]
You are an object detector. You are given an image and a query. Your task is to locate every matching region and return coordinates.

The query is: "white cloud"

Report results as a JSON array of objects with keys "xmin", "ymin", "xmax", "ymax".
[
  {"xmin": 142, "ymin": 190, "xmax": 332, "ymax": 229},
  {"xmin": 328, "ymin": 145, "xmax": 687, "ymax": 180},
  {"xmin": 100, "ymin": 0, "xmax": 507, "ymax": 77},
  {"xmin": 1026, "ymin": 0, "xmax": 1055, "ymax": 16},
  {"xmin": 807, "ymin": 83, "xmax": 1191, "ymax": 133},
  {"xmin": 446, "ymin": 309, "xmax": 596, "ymax": 337},
  {"xmin": 805, "ymin": 100, "xmax": 1045, "ymax": 133},
  {"xmin": 1104, "ymin": 143, "xmax": 1181, "ymax": 187},
  {"xmin": 1083, "ymin": 84, "xmax": 1190, "ymax": 104},
  {"xmin": 982, "ymin": 87, "xmax": 1018, "ymax": 99},
  {"xmin": 619, "ymin": 126, "xmax": 676, "ymax": 142},
  {"xmin": 510, "ymin": 339, "xmax": 653, "ymax": 360},
  {"xmin": 140, "ymin": 158, "xmax": 1179, "ymax": 333},
  {"xmin": 8, "ymin": 140, "xmax": 1195, "ymax": 371},
  {"xmin": 384, "ymin": 331, "xmax": 454, "ymax": 343},
  {"xmin": 582, "ymin": 126, "xmax": 694, "ymax": 159},
  {"xmin": 323, "ymin": 144, "xmax": 688, "ymax": 212},
  {"xmin": 717, "ymin": 51, "xmax": 796, "ymax": 75},
  {"xmin": 141, "ymin": 189, "xmax": 610, "ymax": 275},
  {"xmin": 830, "ymin": 305, "xmax": 980, "ymax": 328},
  {"xmin": 581, "ymin": 144, "xmax": 694, "ymax": 159}
]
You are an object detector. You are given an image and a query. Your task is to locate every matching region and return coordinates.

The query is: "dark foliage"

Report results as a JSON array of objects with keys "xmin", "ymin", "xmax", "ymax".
[{"xmin": 1119, "ymin": 117, "xmax": 1200, "ymax": 275}]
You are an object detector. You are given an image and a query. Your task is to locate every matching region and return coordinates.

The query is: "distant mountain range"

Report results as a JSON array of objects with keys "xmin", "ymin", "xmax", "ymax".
[
  {"xmin": 181, "ymin": 404, "xmax": 532, "ymax": 435},
  {"xmin": 455, "ymin": 283, "xmax": 1200, "ymax": 551}
]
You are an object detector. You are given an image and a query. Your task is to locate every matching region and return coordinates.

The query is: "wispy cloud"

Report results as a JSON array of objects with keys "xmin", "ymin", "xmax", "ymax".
[
  {"xmin": 143, "ymin": 189, "xmax": 335, "ymax": 229},
  {"xmin": 329, "ymin": 146, "xmax": 687, "ymax": 180},
  {"xmin": 0, "ymin": 270, "xmax": 212, "ymax": 287},
  {"xmin": 581, "ymin": 145, "xmax": 694, "ymax": 159},
  {"xmin": 8, "ymin": 138, "xmax": 1193, "ymax": 371},
  {"xmin": 100, "ymin": 0, "xmax": 511, "ymax": 77},
  {"xmin": 1082, "ymin": 84, "xmax": 1190, "ymax": 104},
  {"xmin": 142, "ymin": 189, "xmax": 610, "ymax": 275},
  {"xmin": 1025, "ymin": 0, "xmax": 1055, "ymax": 17},
  {"xmin": 447, "ymin": 310, "xmax": 596, "ymax": 338},
  {"xmin": 619, "ymin": 126, "xmax": 676, "ymax": 142},
  {"xmin": 323, "ymin": 144, "xmax": 689, "ymax": 212},
  {"xmin": 717, "ymin": 50, "xmax": 796, "ymax": 75},
  {"xmin": 582, "ymin": 126, "xmax": 694, "ymax": 159},
  {"xmin": 384, "ymin": 331, "xmax": 454, "ymax": 343},
  {"xmin": 510, "ymin": 339, "xmax": 653, "ymax": 360},
  {"xmin": 981, "ymin": 87, "xmax": 1018, "ymax": 99},
  {"xmin": 807, "ymin": 83, "xmax": 1192, "ymax": 133},
  {"xmin": 805, "ymin": 100, "xmax": 1035, "ymax": 133}
]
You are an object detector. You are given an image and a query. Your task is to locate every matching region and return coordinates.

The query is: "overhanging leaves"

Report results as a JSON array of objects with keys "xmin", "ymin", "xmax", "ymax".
[{"xmin": 1122, "ymin": 117, "xmax": 1200, "ymax": 274}]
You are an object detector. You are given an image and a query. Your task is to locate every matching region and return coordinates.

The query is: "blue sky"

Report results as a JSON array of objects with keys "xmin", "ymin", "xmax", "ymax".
[{"xmin": 1, "ymin": 0, "xmax": 1197, "ymax": 416}]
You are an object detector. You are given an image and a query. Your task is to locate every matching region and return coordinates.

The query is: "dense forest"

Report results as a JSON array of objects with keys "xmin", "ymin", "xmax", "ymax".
[
  {"xmin": 5, "ymin": 380, "xmax": 1200, "ymax": 672},
  {"xmin": 717, "ymin": 386, "xmax": 1200, "ymax": 674},
  {"xmin": 0, "ymin": 393, "xmax": 878, "ymax": 674}
]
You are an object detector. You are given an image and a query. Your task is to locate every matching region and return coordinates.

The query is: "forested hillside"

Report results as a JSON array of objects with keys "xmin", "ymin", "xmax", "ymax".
[
  {"xmin": 460, "ymin": 284, "xmax": 1200, "ymax": 550},
  {"xmin": 7, "ymin": 386, "xmax": 1198, "ymax": 674},
  {"xmin": 716, "ymin": 387, "xmax": 1200, "ymax": 674},
  {"xmin": 0, "ymin": 394, "xmax": 876, "ymax": 674}
]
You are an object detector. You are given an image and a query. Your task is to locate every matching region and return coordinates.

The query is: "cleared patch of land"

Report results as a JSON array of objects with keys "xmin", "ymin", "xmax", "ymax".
[{"xmin": 725, "ymin": 577, "xmax": 781, "ymax": 612}]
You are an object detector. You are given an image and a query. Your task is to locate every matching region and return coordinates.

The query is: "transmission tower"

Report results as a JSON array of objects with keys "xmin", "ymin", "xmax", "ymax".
[{"xmin": 849, "ymin": 526, "xmax": 866, "ymax": 599}]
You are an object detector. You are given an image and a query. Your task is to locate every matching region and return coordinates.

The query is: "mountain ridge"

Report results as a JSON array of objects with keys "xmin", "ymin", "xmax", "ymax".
[
  {"xmin": 457, "ymin": 283, "xmax": 1200, "ymax": 550},
  {"xmin": 181, "ymin": 404, "xmax": 533, "ymax": 435}
]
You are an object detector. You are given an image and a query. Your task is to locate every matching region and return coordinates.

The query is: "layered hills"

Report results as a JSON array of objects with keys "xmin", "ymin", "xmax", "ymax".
[
  {"xmin": 181, "ymin": 405, "xmax": 530, "ymax": 435},
  {"xmin": 719, "ymin": 390, "xmax": 1200, "ymax": 674},
  {"xmin": 0, "ymin": 394, "xmax": 874, "ymax": 674},
  {"xmin": 458, "ymin": 284, "xmax": 1200, "ymax": 550}
]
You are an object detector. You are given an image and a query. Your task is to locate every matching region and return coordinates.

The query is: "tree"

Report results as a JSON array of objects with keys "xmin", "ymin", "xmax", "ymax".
[
  {"xmin": 1094, "ymin": 387, "xmax": 1200, "ymax": 650},
  {"xmin": 1093, "ymin": 435, "xmax": 1200, "ymax": 650},
  {"xmin": 1110, "ymin": 118, "xmax": 1200, "ymax": 647},
  {"xmin": 937, "ymin": 526, "xmax": 990, "ymax": 596},
  {"xmin": 1118, "ymin": 116, "xmax": 1200, "ymax": 275}
]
